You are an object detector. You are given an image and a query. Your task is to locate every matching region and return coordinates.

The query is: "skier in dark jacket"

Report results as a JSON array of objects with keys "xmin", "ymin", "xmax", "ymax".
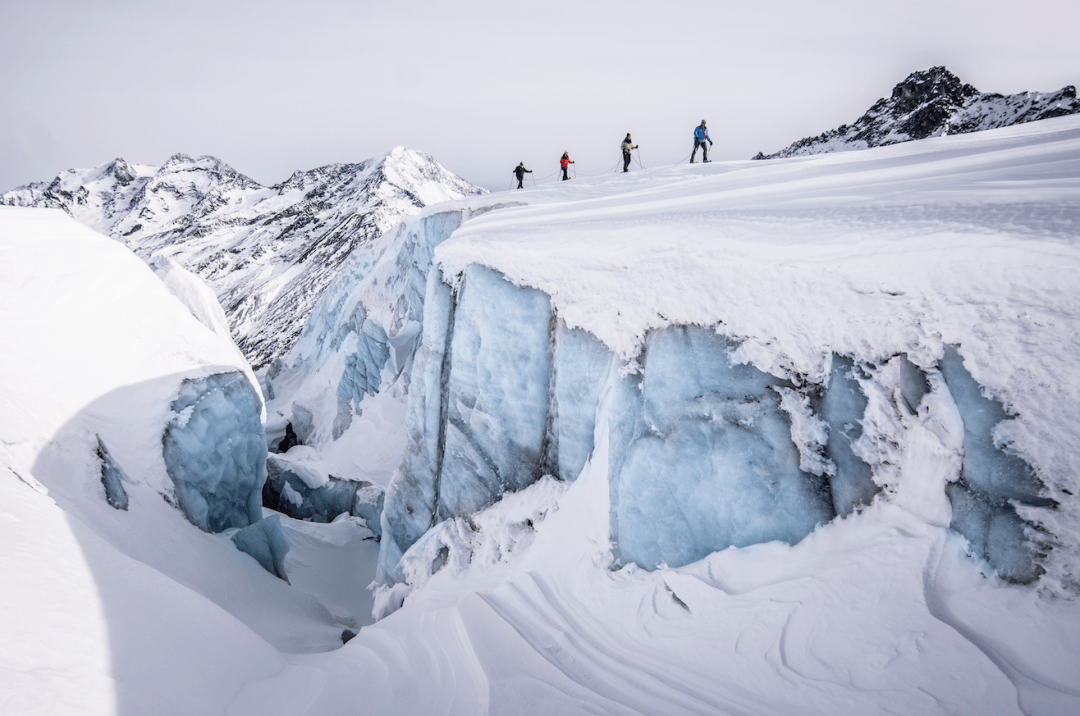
[
  {"xmin": 513, "ymin": 162, "xmax": 532, "ymax": 189},
  {"xmin": 691, "ymin": 120, "xmax": 713, "ymax": 163},
  {"xmin": 621, "ymin": 134, "xmax": 638, "ymax": 172},
  {"xmin": 560, "ymin": 151, "xmax": 575, "ymax": 181}
]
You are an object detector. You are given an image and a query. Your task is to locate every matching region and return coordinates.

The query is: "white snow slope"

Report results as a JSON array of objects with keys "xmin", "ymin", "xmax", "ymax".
[{"xmin": 4, "ymin": 115, "xmax": 1080, "ymax": 715}]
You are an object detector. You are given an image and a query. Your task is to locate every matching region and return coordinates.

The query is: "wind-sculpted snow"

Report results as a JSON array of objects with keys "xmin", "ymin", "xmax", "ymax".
[
  {"xmin": 2, "ymin": 148, "xmax": 486, "ymax": 368},
  {"xmin": 754, "ymin": 66, "xmax": 1080, "ymax": 159},
  {"xmin": 163, "ymin": 371, "xmax": 267, "ymax": 533}
]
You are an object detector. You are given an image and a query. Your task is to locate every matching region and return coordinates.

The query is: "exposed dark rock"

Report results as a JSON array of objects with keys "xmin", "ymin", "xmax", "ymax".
[{"xmin": 754, "ymin": 67, "xmax": 1080, "ymax": 160}]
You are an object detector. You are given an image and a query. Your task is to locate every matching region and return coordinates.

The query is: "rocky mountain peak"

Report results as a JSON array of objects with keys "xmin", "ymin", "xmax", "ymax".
[
  {"xmin": 755, "ymin": 67, "xmax": 1080, "ymax": 160},
  {"xmin": 106, "ymin": 158, "xmax": 137, "ymax": 186},
  {"xmin": 889, "ymin": 66, "xmax": 978, "ymax": 112},
  {"xmin": 151, "ymin": 153, "xmax": 261, "ymax": 192}
]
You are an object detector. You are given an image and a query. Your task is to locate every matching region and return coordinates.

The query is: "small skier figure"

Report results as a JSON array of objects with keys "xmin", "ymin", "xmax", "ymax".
[
  {"xmin": 621, "ymin": 133, "xmax": 638, "ymax": 173},
  {"xmin": 691, "ymin": 120, "xmax": 713, "ymax": 163},
  {"xmin": 560, "ymin": 151, "xmax": 575, "ymax": 181},
  {"xmin": 513, "ymin": 162, "xmax": 532, "ymax": 189}
]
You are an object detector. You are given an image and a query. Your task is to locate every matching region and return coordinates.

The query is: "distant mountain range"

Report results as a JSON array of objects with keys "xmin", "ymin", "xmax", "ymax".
[
  {"xmin": 1, "ymin": 148, "xmax": 485, "ymax": 368},
  {"xmin": 754, "ymin": 66, "xmax": 1080, "ymax": 160}
]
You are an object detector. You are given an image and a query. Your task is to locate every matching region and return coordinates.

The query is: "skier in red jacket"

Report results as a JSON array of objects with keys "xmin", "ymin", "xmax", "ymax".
[{"xmin": 560, "ymin": 151, "xmax": 575, "ymax": 181}]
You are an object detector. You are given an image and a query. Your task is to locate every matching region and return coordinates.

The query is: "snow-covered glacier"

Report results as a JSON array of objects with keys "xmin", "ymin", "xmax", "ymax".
[
  {"xmin": 262, "ymin": 116, "xmax": 1080, "ymax": 714},
  {"xmin": 5, "ymin": 115, "xmax": 1080, "ymax": 715}
]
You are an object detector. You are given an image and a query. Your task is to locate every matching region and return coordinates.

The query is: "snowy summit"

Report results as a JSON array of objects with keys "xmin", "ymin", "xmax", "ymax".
[{"xmin": 1, "ymin": 147, "xmax": 486, "ymax": 368}]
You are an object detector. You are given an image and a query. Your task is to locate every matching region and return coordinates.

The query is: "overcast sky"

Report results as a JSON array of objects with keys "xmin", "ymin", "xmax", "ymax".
[{"xmin": 3, "ymin": 0, "xmax": 1079, "ymax": 193}]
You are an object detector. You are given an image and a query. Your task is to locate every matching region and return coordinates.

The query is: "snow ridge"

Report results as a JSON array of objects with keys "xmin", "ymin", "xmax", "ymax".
[
  {"xmin": 754, "ymin": 66, "xmax": 1080, "ymax": 160},
  {"xmin": 1, "ymin": 148, "xmax": 486, "ymax": 368}
]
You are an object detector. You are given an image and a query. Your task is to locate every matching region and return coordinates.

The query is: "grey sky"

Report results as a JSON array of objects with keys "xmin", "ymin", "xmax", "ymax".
[{"xmin": 3, "ymin": 0, "xmax": 1079, "ymax": 193}]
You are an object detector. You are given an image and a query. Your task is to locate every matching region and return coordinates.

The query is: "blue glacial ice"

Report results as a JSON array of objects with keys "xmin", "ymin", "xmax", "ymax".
[
  {"xmin": 380, "ymin": 264, "xmax": 561, "ymax": 582},
  {"xmin": 231, "ymin": 513, "xmax": 290, "ymax": 581},
  {"xmin": 332, "ymin": 307, "xmax": 390, "ymax": 438},
  {"xmin": 945, "ymin": 482, "xmax": 1044, "ymax": 583},
  {"xmin": 939, "ymin": 346, "xmax": 1048, "ymax": 504},
  {"xmin": 96, "ymin": 436, "xmax": 129, "ymax": 511},
  {"xmin": 613, "ymin": 326, "xmax": 834, "ymax": 569},
  {"xmin": 938, "ymin": 345, "xmax": 1053, "ymax": 582},
  {"xmin": 162, "ymin": 372, "xmax": 267, "ymax": 532},
  {"xmin": 379, "ymin": 268, "xmax": 456, "ymax": 582},
  {"xmin": 551, "ymin": 322, "xmax": 614, "ymax": 482},
  {"xmin": 437, "ymin": 264, "xmax": 553, "ymax": 518},
  {"xmin": 267, "ymin": 210, "xmax": 465, "ymax": 447},
  {"xmin": 820, "ymin": 355, "xmax": 878, "ymax": 516},
  {"xmin": 262, "ymin": 453, "xmax": 384, "ymax": 536},
  {"xmin": 895, "ymin": 353, "xmax": 930, "ymax": 415},
  {"xmin": 380, "ymin": 272, "xmax": 863, "ymax": 583}
]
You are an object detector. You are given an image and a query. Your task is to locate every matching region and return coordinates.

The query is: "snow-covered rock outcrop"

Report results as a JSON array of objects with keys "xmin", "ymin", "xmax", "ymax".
[
  {"xmin": 1, "ymin": 148, "xmax": 486, "ymax": 368},
  {"xmin": 753, "ymin": 66, "xmax": 1080, "ymax": 159}
]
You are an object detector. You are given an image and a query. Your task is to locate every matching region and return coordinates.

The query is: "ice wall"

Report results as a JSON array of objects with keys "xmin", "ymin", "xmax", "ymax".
[
  {"xmin": 939, "ymin": 346, "xmax": 1053, "ymax": 583},
  {"xmin": 373, "ymin": 261, "xmax": 1057, "ymax": 596},
  {"xmin": 263, "ymin": 452, "xmax": 384, "ymax": 536},
  {"xmin": 612, "ymin": 327, "xmax": 835, "ymax": 568},
  {"xmin": 820, "ymin": 355, "xmax": 878, "ymax": 516},
  {"xmin": 378, "ymin": 269, "xmax": 454, "ymax": 581},
  {"xmin": 551, "ymin": 323, "xmax": 613, "ymax": 482},
  {"xmin": 380, "ymin": 265, "xmax": 558, "ymax": 581},
  {"xmin": 265, "ymin": 210, "xmax": 466, "ymax": 454},
  {"xmin": 378, "ymin": 271, "xmax": 874, "ymax": 585},
  {"xmin": 162, "ymin": 371, "xmax": 267, "ymax": 532},
  {"xmin": 438, "ymin": 264, "xmax": 553, "ymax": 516},
  {"xmin": 96, "ymin": 437, "xmax": 129, "ymax": 511}
]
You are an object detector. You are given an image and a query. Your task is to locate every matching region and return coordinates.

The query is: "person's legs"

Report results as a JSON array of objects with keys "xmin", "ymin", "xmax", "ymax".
[
  {"xmin": 562, "ymin": 167, "xmax": 568, "ymax": 180},
  {"xmin": 623, "ymin": 151, "xmax": 631, "ymax": 172},
  {"xmin": 517, "ymin": 177, "xmax": 523, "ymax": 188},
  {"xmin": 692, "ymin": 139, "xmax": 702, "ymax": 162}
]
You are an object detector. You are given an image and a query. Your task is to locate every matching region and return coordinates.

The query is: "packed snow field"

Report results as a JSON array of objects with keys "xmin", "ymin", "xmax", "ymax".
[{"xmin": 3, "ymin": 116, "xmax": 1080, "ymax": 715}]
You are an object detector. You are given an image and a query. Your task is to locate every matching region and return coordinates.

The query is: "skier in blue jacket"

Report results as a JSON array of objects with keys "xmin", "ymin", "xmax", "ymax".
[{"xmin": 691, "ymin": 120, "xmax": 713, "ymax": 163}]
